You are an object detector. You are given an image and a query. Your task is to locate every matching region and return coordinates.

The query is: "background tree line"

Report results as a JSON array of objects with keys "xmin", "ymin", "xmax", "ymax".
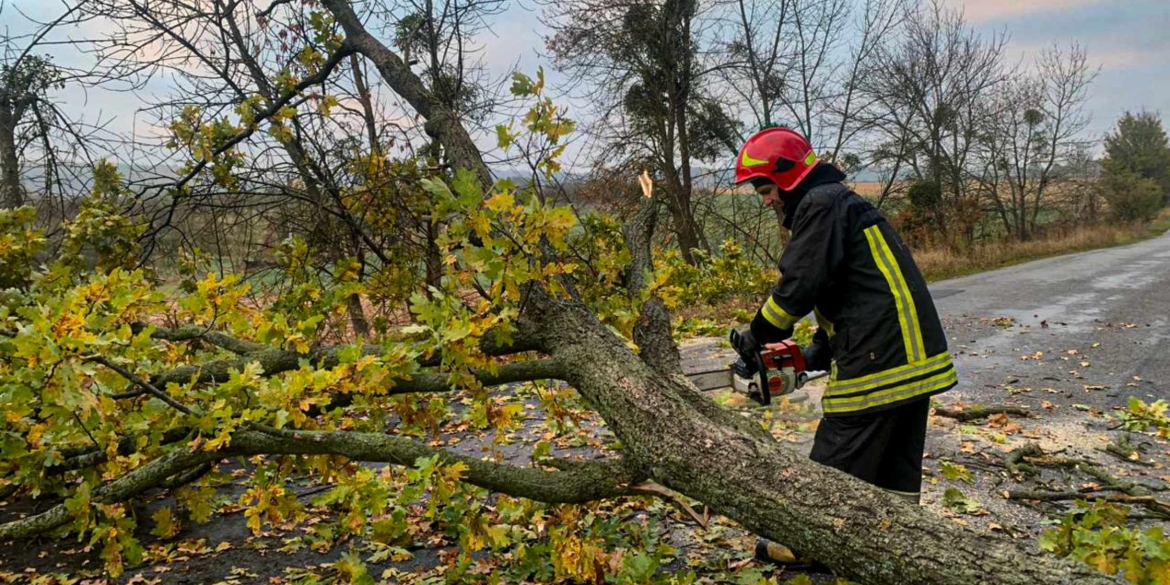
[
  {"xmin": 0, "ymin": 0, "xmax": 1169, "ymax": 300},
  {"xmin": 545, "ymin": 0, "xmax": 1170, "ymax": 265}
]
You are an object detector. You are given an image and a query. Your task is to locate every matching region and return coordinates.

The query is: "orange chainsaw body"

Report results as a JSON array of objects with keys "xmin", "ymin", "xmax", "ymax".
[{"xmin": 732, "ymin": 340, "xmax": 809, "ymax": 405}]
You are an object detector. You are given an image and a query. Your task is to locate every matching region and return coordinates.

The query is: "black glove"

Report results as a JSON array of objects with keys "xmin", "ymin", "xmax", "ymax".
[
  {"xmin": 803, "ymin": 328, "xmax": 833, "ymax": 372},
  {"xmin": 730, "ymin": 328, "xmax": 760, "ymax": 359},
  {"xmin": 803, "ymin": 342, "xmax": 831, "ymax": 372}
]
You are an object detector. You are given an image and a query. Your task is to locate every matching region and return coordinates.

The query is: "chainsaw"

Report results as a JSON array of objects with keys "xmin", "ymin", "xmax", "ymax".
[{"xmin": 685, "ymin": 330, "xmax": 827, "ymax": 406}]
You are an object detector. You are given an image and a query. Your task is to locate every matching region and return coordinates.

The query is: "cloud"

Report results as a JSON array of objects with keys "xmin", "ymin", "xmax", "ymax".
[
  {"xmin": 951, "ymin": 0, "xmax": 1107, "ymax": 22},
  {"xmin": 1091, "ymin": 48, "xmax": 1158, "ymax": 69},
  {"xmin": 1002, "ymin": 39, "xmax": 1159, "ymax": 74}
]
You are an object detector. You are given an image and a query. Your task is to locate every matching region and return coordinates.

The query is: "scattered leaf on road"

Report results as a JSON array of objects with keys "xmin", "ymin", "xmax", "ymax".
[
  {"xmin": 941, "ymin": 460, "xmax": 974, "ymax": 484},
  {"xmin": 943, "ymin": 488, "xmax": 984, "ymax": 514}
]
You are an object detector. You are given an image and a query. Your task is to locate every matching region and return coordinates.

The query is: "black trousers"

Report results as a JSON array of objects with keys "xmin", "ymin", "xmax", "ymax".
[{"xmin": 808, "ymin": 397, "xmax": 930, "ymax": 500}]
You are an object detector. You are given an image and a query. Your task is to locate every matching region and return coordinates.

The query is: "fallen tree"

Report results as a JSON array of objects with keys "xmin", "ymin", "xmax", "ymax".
[{"xmin": 0, "ymin": 2, "xmax": 1122, "ymax": 584}]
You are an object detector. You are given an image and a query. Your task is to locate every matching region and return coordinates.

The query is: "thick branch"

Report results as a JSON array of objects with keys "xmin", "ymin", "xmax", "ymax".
[
  {"xmin": 88, "ymin": 355, "xmax": 197, "ymax": 416},
  {"xmin": 393, "ymin": 358, "xmax": 566, "ymax": 394},
  {"xmin": 147, "ymin": 325, "xmax": 267, "ymax": 355},
  {"xmin": 622, "ymin": 195, "xmax": 682, "ymax": 377},
  {"xmin": 321, "ymin": 357, "xmax": 566, "ymax": 412},
  {"xmin": 934, "ymin": 404, "xmax": 1031, "ymax": 422},
  {"xmin": 321, "ymin": 0, "xmax": 492, "ymax": 186},
  {"xmin": 245, "ymin": 426, "xmax": 642, "ymax": 503},
  {"xmin": 48, "ymin": 428, "xmax": 192, "ymax": 475},
  {"xmin": 519, "ymin": 287, "xmax": 1120, "ymax": 585},
  {"xmin": 612, "ymin": 192, "xmax": 767, "ymax": 441},
  {"xmin": 0, "ymin": 427, "xmax": 641, "ymax": 541},
  {"xmin": 149, "ymin": 335, "xmax": 543, "ymax": 389}
]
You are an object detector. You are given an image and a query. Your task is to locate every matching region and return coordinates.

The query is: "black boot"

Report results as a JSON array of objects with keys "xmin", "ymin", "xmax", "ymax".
[{"xmin": 754, "ymin": 539, "xmax": 834, "ymax": 573}]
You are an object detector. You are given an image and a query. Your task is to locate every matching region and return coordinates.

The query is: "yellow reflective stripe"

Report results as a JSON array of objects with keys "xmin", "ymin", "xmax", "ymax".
[
  {"xmin": 879, "ymin": 227, "xmax": 924, "ymax": 361},
  {"xmin": 823, "ymin": 368, "xmax": 957, "ymax": 413},
  {"xmin": 814, "ymin": 307, "xmax": 835, "ymax": 337},
  {"xmin": 826, "ymin": 352, "xmax": 951, "ymax": 395},
  {"xmin": 760, "ymin": 297, "xmax": 801, "ymax": 330},
  {"xmin": 864, "ymin": 226, "xmax": 924, "ymax": 362},
  {"xmin": 803, "ymin": 151, "xmax": 817, "ymax": 166}
]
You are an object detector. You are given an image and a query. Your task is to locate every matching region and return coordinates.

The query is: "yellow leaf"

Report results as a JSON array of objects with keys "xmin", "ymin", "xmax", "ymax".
[{"xmin": 484, "ymin": 193, "xmax": 515, "ymax": 213}]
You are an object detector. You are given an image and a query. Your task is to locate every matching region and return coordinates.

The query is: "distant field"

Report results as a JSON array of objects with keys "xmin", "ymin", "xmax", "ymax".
[{"xmin": 849, "ymin": 181, "xmax": 884, "ymax": 198}]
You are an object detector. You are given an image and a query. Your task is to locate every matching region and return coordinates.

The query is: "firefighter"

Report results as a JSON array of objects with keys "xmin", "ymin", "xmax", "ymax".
[{"xmin": 730, "ymin": 126, "xmax": 957, "ymax": 565}]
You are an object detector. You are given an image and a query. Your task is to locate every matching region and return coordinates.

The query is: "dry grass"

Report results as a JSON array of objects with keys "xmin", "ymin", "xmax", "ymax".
[
  {"xmin": 914, "ymin": 215, "xmax": 1170, "ymax": 282},
  {"xmin": 848, "ymin": 181, "xmax": 885, "ymax": 198}
]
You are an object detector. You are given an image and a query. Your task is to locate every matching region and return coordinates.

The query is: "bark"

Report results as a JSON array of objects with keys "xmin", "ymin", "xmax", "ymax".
[
  {"xmin": 620, "ymin": 198, "xmax": 768, "ymax": 443},
  {"xmin": 146, "ymin": 324, "xmax": 268, "ymax": 355},
  {"xmin": 661, "ymin": 178, "xmax": 702, "ymax": 265},
  {"xmin": 0, "ymin": 103, "xmax": 23, "ymax": 208},
  {"xmin": 622, "ymin": 196, "xmax": 678, "ymax": 376},
  {"xmin": 346, "ymin": 292, "xmax": 370, "ymax": 338},
  {"xmin": 140, "ymin": 325, "xmax": 540, "ymax": 388}
]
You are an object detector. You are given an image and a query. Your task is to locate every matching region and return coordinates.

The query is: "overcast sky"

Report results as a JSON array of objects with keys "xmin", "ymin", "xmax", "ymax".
[
  {"xmin": 959, "ymin": 0, "xmax": 1170, "ymax": 137},
  {"xmin": 7, "ymin": 0, "xmax": 1170, "ymax": 163}
]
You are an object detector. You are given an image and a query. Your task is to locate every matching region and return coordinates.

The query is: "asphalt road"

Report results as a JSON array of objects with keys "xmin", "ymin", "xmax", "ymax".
[{"xmin": 932, "ymin": 231, "xmax": 1170, "ymax": 415}]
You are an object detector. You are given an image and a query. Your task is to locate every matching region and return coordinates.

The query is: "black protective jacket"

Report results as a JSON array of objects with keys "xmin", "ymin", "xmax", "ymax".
[{"xmin": 751, "ymin": 166, "xmax": 956, "ymax": 416}]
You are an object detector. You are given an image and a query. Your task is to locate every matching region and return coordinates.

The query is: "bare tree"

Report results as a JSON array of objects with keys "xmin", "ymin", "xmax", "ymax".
[
  {"xmin": 0, "ymin": 1, "xmax": 132, "ymax": 219},
  {"xmin": 974, "ymin": 44, "xmax": 1096, "ymax": 240},
  {"xmin": 860, "ymin": 0, "xmax": 1007, "ymax": 241},
  {"xmin": 1062, "ymin": 143, "xmax": 1103, "ymax": 224},
  {"xmin": 715, "ymin": 0, "xmax": 913, "ymax": 173}
]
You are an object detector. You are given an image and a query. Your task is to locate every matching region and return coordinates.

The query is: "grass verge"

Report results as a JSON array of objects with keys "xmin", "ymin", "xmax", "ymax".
[{"xmin": 915, "ymin": 211, "xmax": 1170, "ymax": 282}]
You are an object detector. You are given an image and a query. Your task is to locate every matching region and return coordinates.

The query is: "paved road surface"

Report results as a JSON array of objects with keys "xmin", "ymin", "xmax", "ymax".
[{"xmin": 933, "ymin": 231, "xmax": 1170, "ymax": 414}]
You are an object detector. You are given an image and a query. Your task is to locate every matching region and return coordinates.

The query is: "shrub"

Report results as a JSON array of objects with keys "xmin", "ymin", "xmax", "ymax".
[
  {"xmin": 657, "ymin": 239, "xmax": 777, "ymax": 307},
  {"xmin": 1101, "ymin": 167, "xmax": 1164, "ymax": 222}
]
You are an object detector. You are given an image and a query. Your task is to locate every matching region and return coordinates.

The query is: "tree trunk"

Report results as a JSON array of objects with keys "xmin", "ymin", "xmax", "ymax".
[
  {"xmin": 424, "ymin": 219, "xmax": 442, "ymax": 294},
  {"xmin": 672, "ymin": 201, "xmax": 702, "ymax": 265},
  {"xmin": 0, "ymin": 104, "xmax": 23, "ymax": 209},
  {"xmin": 347, "ymin": 293, "xmax": 370, "ymax": 339},
  {"xmin": 521, "ymin": 287, "xmax": 1119, "ymax": 585},
  {"xmin": 660, "ymin": 176, "xmax": 701, "ymax": 265}
]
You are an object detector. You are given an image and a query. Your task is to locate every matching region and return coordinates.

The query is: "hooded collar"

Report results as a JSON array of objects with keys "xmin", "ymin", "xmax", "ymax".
[{"xmin": 779, "ymin": 162, "xmax": 847, "ymax": 229}]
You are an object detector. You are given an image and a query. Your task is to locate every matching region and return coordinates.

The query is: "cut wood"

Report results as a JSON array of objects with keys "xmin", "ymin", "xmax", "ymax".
[{"xmin": 934, "ymin": 404, "xmax": 1031, "ymax": 421}]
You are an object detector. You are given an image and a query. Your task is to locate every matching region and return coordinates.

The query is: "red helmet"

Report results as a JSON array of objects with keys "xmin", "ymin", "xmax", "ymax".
[{"xmin": 734, "ymin": 127, "xmax": 818, "ymax": 191}]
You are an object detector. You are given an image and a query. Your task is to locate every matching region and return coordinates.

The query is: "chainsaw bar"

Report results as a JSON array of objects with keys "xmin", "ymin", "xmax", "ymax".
[
  {"xmin": 685, "ymin": 368, "xmax": 829, "ymax": 393},
  {"xmin": 685, "ymin": 368, "xmax": 735, "ymax": 392}
]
